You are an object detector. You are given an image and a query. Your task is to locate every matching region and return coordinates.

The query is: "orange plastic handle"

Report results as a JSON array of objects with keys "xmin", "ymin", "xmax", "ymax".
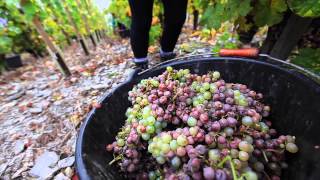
[{"xmin": 219, "ymin": 48, "xmax": 259, "ymax": 57}]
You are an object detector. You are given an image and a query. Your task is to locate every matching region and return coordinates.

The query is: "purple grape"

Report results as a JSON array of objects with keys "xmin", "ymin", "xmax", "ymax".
[{"xmin": 203, "ymin": 167, "xmax": 215, "ymax": 180}]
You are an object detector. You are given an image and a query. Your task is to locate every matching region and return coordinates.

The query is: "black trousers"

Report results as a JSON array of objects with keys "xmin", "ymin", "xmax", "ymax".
[{"xmin": 128, "ymin": 0, "xmax": 188, "ymax": 58}]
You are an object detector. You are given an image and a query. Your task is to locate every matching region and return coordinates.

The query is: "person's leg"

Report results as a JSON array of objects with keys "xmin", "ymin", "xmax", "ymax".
[
  {"xmin": 128, "ymin": 0, "xmax": 154, "ymax": 64},
  {"xmin": 160, "ymin": 0, "xmax": 188, "ymax": 53}
]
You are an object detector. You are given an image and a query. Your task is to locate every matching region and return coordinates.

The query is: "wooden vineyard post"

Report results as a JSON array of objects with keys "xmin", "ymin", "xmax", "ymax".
[
  {"xmin": 75, "ymin": 0, "xmax": 97, "ymax": 47},
  {"xmin": 33, "ymin": 17, "xmax": 71, "ymax": 76},
  {"xmin": 61, "ymin": 0, "xmax": 90, "ymax": 56},
  {"xmin": 269, "ymin": 13, "xmax": 312, "ymax": 60},
  {"xmin": 95, "ymin": 30, "xmax": 100, "ymax": 42}
]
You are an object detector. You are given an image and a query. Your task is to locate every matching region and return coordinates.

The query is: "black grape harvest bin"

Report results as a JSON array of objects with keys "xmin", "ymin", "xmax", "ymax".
[{"xmin": 76, "ymin": 55, "xmax": 320, "ymax": 180}]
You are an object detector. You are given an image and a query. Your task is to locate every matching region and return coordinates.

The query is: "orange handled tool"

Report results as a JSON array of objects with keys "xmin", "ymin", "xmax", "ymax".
[{"xmin": 219, "ymin": 48, "xmax": 259, "ymax": 58}]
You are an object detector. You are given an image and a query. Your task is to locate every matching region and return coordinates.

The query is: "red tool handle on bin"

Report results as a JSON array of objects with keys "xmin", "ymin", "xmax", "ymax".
[{"xmin": 219, "ymin": 48, "xmax": 259, "ymax": 58}]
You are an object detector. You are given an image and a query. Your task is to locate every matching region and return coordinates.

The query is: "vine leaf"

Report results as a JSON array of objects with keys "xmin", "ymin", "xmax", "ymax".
[{"xmin": 253, "ymin": 0, "xmax": 287, "ymax": 27}]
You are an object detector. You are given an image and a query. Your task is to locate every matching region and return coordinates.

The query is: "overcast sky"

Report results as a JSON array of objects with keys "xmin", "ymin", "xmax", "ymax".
[{"xmin": 93, "ymin": 0, "xmax": 110, "ymax": 12}]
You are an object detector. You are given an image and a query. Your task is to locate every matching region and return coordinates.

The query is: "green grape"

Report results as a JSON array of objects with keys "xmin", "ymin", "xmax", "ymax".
[
  {"xmin": 260, "ymin": 122, "xmax": 269, "ymax": 132},
  {"xmin": 126, "ymin": 108, "xmax": 133, "ymax": 117},
  {"xmin": 210, "ymin": 84, "xmax": 217, "ymax": 93},
  {"xmin": 230, "ymin": 149, "xmax": 239, "ymax": 158},
  {"xmin": 239, "ymin": 99, "xmax": 248, "ymax": 106},
  {"xmin": 242, "ymin": 116, "xmax": 253, "ymax": 126},
  {"xmin": 161, "ymin": 121, "xmax": 167, "ymax": 128},
  {"xmin": 149, "ymin": 171, "xmax": 157, "ymax": 180},
  {"xmin": 132, "ymin": 110, "xmax": 138, "ymax": 116},
  {"xmin": 148, "ymin": 143, "xmax": 156, "ymax": 153},
  {"xmin": 213, "ymin": 71, "xmax": 220, "ymax": 79},
  {"xmin": 200, "ymin": 87, "xmax": 206, "ymax": 93},
  {"xmin": 155, "ymin": 121, "xmax": 162, "ymax": 129},
  {"xmin": 117, "ymin": 139, "xmax": 125, "ymax": 146},
  {"xmin": 127, "ymin": 114, "xmax": 135, "ymax": 121},
  {"xmin": 194, "ymin": 85, "xmax": 200, "ymax": 92},
  {"xmin": 208, "ymin": 149, "xmax": 220, "ymax": 162},
  {"xmin": 142, "ymin": 133, "xmax": 150, "ymax": 140},
  {"xmin": 152, "ymin": 80, "xmax": 159, "ymax": 87},
  {"xmin": 153, "ymin": 149, "xmax": 160, "ymax": 157},
  {"xmin": 162, "ymin": 134, "xmax": 172, "ymax": 143},
  {"xmin": 147, "ymin": 116, "xmax": 156, "ymax": 125},
  {"xmin": 245, "ymin": 171, "xmax": 258, "ymax": 180},
  {"xmin": 183, "ymin": 69, "xmax": 190, "ymax": 75},
  {"xmin": 177, "ymin": 135, "xmax": 188, "ymax": 146},
  {"xmin": 203, "ymin": 82, "xmax": 210, "ymax": 90},
  {"xmin": 133, "ymin": 104, "xmax": 141, "ymax": 110},
  {"xmin": 142, "ymin": 120, "xmax": 149, "ymax": 126},
  {"xmin": 156, "ymin": 156, "xmax": 166, "ymax": 164},
  {"xmin": 239, "ymin": 141, "xmax": 254, "ymax": 153},
  {"xmin": 161, "ymin": 144, "xmax": 170, "ymax": 154},
  {"xmin": 166, "ymin": 66, "xmax": 173, "ymax": 72},
  {"xmin": 286, "ymin": 143, "xmax": 299, "ymax": 153},
  {"xmin": 203, "ymin": 91, "xmax": 212, "ymax": 100},
  {"xmin": 170, "ymin": 140, "xmax": 178, "ymax": 151},
  {"xmin": 239, "ymin": 151, "xmax": 249, "ymax": 161},
  {"xmin": 187, "ymin": 117, "xmax": 197, "ymax": 127},
  {"xmin": 234, "ymin": 90, "xmax": 241, "ymax": 97},
  {"xmin": 147, "ymin": 126, "xmax": 155, "ymax": 134},
  {"xmin": 141, "ymin": 98, "xmax": 149, "ymax": 106},
  {"xmin": 189, "ymin": 127, "xmax": 198, "ymax": 136},
  {"xmin": 198, "ymin": 95, "xmax": 205, "ymax": 103},
  {"xmin": 136, "ymin": 97, "xmax": 142, "ymax": 103},
  {"xmin": 193, "ymin": 100, "xmax": 201, "ymax": 107}
]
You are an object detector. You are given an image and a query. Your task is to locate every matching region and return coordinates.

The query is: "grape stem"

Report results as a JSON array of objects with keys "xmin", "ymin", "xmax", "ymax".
[
  {"xmin": 265, "ymin": 148, "xmax": 283, "ymax": 154},
  {"xmin": 109, "ymin": 154, "xmax": 123, "ymax": 165},
  {"xmin": 217, "ymin": 155, "xmax": 238, "ymax": 180},
  {"xmin": 262, "ymin": 150, "xmax": 269, "ymax": 162}
]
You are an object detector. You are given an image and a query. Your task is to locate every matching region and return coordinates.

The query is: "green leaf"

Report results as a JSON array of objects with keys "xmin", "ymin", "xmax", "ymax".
[
  {"xmin": 22, "ymin": 1, "xmax": 38, "ymax": 21},
  {"xmin": 0, "ymin": 36, "xmax": 13, "ymax": 54},
  {"xmin": 291, "ymin": 48, "xmax": 320, "ymax": 74},
  {"xmin": 253, "ymin": 0, "xmax": 288, "ymax": 26},
  {"xmin": 288, "ymin": 0, "xmax": 320, "ymax": 17}
]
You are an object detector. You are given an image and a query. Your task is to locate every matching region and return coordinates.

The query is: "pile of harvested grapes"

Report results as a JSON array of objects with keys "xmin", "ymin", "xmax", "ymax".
[{"xmin": 106, "ymin": 67, "xmax": 299, "ymax": 180}]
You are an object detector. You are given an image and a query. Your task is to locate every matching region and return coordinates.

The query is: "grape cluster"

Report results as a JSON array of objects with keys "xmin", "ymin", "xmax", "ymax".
[{"xmin": 106, "ymin": 67, "xmax": 299, "ymax": 180}]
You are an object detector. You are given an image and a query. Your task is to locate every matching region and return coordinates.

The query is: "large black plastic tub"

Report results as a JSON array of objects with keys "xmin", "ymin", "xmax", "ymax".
[{"xmin": 76, "ymin": 56, "xmax": 320, "ymax": 180}]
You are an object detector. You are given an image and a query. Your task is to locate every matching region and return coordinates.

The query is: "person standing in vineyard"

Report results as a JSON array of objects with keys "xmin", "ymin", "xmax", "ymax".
[{"xmin": 128, "ymin": 0, "xmax": 188, "ymax": 68}]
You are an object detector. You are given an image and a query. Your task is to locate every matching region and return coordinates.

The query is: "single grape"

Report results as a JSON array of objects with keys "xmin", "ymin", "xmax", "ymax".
[
  {"xmin": 245, "ymin": 171, "xmax": 258, "ymax": 180},
  {"xmin": 203, "ymin": 82, "xmax": 210, "ymax": 90},
  {"xmin": 148, "ymin": 171, "xmax": 157, "ymax": 180},
  {"xmin": 239, "ymin": 141, "xmax": 254, "ymax": 153},
  {"xmin": 161, "ymin": 143, "xmax": 171, "ymax": 154},
  {"xmin": 170, "ymin": 140, "xmax": 178, "ymax": 151},
  {"xmin": 224, "ymin": 127, "xmax": 234, "ymax": 137},
  {"xmin": 176, "ymin": 147, "xmax": 187, "ymax": 157},
  {"xmin": 166, "ymin": 66, "xmax": 173, "ymax": 72},
  {"xmin": 208, "ymin": 149, "xmax": 220, "ymax": 162},
  {"xmin": 242, "ymin": 116, "xmax": 253, "ymax": 126},
  {"xmin": 187, "ymin": 117, "xmax": 197, "ymax": 127},
  {"xmin": 142, "ymin": 133, "xmax": 150, "ymax": 140},
  {"xmin": 253, "ymin": 162, "xmax": 264, "ymax": 172},
  {"xmin": 239, "ymin": 151, "xmax": 249, "ymax": 161},
  {"xmin": 171, "ymin": 156, "xmax": 181, "ymax": 169},
  {"xmin": 213, "ymin": 71, "xmax": 220, "ymax": 79},
  {"xmin": 203, "ymin": 167, "xmax": 215, "ymax": 180},
  {"xmin": 286, "ymin": 142, "xmax": 299, "ymax": 153},
  {"xmin": 117, "ymin": 139, "xmax": 125, "ymax": 147},
  {"xmin": 203, "ymin": 91, "xmax": 212, "ymax": 100},
  {"xmin": 210, "ymin": 84, "xmax": 217, "ymax": 93},
  {"xmin": 189, "ymin": 127, "xmax": 198, "ymax": 136},
  {"xmin": 156, "ymin": 156, "xmax": 166, "ymax": 164},
  {"xmin": 146, "ymin": 125, "xmax": 155, "ymax": 134},
  {"xmin": 162, "ymin": 133, "xmax": 172, "ymax": 143}
]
